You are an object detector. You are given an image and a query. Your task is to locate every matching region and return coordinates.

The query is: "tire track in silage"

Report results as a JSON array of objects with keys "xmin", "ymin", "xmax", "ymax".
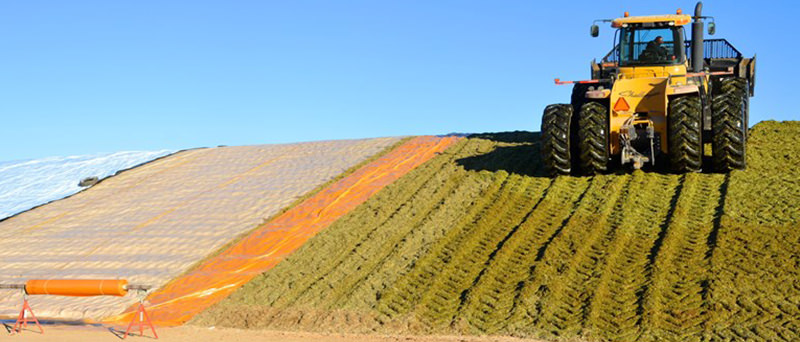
[
  {"xmin": 455, "ymin": 176, "xmax": 593, "ymax": 334},
  {"xmin": 337, "ymin": 172, "xmax": 499, "ymax": 311},
  {"xmin": 583, "ymin": 172, "xmax": 681, "ymax": 342},
  {"xmin": 412, "ymin": 174, "xmax": 550, "ymax": 330},
  {"xmin": 638, "ymin": 172, "xmax": 725, "ymax": 342},
  {"xmin": 376, "ymin": 172, "xmax": 512, "ymax": 321},
  {"xmin": 707, "ymin": 221, "xmax": 800, "ymax": 342},
  {"xmin": 506, "ymin": 174, "xmax": 632, "ymax": 337},
  {"xmin": 707, "ymin": 173, "xmax": 800, "ymax": 342}
]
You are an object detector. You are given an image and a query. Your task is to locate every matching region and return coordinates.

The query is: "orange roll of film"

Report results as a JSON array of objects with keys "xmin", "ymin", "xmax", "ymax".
[{"xmin": 25, "ymin": 279, "xmax": 129, "ymax": 297}]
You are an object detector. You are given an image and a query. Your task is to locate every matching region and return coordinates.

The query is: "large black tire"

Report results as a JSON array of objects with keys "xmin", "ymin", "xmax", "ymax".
[
  {"xmin": 542, "ymin": 104, "xmax": 573, "ymax": 176},
  {"xmin": 668, "ymin": 96, "xmax": 703, "ymax": 173},
  {"xmin": 570, "ymin": 84, "xmax": 592, "ymax": 168},
  {"xmin": 577, "ymin": 101, "xmax": 609, "ymax": 174},
  {"xmin": 719, "ymin": 77, "xmax": 748, "ymax": 97},
  {"xmin": 718, "ymin": 77, "xmax": 750, "ymax": 138},
  {"xmin": 711, "ymin": 92, "xmax": 747, "ymax": 172}
]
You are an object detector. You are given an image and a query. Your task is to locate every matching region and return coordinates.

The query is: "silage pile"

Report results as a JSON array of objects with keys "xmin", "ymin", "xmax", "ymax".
[{"xmin": 197, "ymin": 121, "xmax": 800, "ymax": 342}]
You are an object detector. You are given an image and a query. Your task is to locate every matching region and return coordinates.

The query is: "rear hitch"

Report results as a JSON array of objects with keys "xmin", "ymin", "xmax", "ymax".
[{"xmin": 620, "ymin": 118, "xmax": 657, "ymax": 170}]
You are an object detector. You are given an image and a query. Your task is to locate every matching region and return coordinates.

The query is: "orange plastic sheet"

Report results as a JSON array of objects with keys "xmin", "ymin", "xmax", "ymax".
[{"xmin": 105, "ymin": 135, "xmax": 461, "ymax": 326}]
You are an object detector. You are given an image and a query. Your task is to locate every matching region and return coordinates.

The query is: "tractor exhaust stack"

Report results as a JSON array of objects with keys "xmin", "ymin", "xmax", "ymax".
[{"xmin": 691, "ymin": 2, "xmax": 704, "ymax": 72}]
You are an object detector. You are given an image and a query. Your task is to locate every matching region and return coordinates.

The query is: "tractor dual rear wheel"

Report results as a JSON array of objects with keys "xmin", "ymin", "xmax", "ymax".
[
  {"xmin": 577, "ymin": 101, "xmax": 609, "ymax": 175},
  {"xmin": 711, "ymin": 87, "xmax": 747, "ymax": 172},
  {"xmin": 668, "ymin": 95, "xmax": 703, "ymax": 173},
  {"xmin": 542, "ymin": 104, "xmax": 573, "ymax": 176},
  {"xmin": 717, "ymin": 77, "xmax": 750, "ymax": 138}
]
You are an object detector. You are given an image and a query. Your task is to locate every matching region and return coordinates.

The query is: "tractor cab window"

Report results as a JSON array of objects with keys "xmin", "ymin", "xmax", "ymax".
[{"xmin": 618, "ymin": 26, "xmax": 685, "ymax": 66}]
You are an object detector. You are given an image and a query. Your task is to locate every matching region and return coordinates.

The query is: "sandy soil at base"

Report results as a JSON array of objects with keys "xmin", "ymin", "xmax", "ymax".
[{"xmin": 2, "ymin": 324, "xmax": 548, "ymax": 342}]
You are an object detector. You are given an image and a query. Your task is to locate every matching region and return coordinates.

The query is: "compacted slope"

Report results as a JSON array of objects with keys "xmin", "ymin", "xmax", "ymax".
[
  {"xmin": 0, "ymin": 137, "xmax": 401, "ymax": 320},
  {"xmin": 197, "ymin": 121, "xmax": 800, "ymax": 342}
]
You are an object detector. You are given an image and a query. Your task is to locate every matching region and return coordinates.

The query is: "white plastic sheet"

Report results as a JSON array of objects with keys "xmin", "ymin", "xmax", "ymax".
[{"xmin": 0, "ymin": 137, "xmax": 400, "ymax": 320}]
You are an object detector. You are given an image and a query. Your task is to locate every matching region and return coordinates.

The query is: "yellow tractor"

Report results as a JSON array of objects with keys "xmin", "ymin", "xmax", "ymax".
[{"xmin": 541, "ymin": 2, "xmax": 755, "ymax": 176}]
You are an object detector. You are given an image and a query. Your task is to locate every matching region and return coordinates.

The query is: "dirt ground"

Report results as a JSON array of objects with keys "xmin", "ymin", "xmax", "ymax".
[{"xmin": 1, "ymin": 323, "xmax": 547, "ymax": 342}]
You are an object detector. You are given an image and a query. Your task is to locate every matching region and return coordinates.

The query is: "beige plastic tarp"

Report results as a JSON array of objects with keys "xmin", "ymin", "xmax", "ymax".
[{"xmin": 0, "ymin": 137, "xmax": 400, "ymax": 320}]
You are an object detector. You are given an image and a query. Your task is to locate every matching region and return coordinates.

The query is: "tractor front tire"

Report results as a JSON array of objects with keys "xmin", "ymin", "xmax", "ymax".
[
  {"xmin": 711, "ymin": 92, "xmax": 747, "ymax": 172},
  {"xmin": 542, "ymin": 104, "xmax": 573, "ymax": 176},
  {"xmin": 668, "ymin": 96, "xmax": 703, "ymax": 173},
  {"xmin": 577, "ymin": 101, "xmax": 609, "ymax": 175}
]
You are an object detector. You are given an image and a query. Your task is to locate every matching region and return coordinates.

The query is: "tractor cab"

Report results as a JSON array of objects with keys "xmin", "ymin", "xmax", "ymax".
[{"xmin": 607, "ymin": 14, "xmax": 692, "ymax": 79}]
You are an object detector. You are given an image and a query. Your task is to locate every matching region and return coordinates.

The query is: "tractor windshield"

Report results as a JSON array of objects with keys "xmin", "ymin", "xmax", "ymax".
[{"xmin": 618, "ymin": 26, "xmax": 685, "ymax": 66}]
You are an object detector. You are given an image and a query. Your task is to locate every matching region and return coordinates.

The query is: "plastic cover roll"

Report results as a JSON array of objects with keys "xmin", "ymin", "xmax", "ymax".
[{"xmin": 25, "ymin": 279, "xmax": 128, "ymax": 297}]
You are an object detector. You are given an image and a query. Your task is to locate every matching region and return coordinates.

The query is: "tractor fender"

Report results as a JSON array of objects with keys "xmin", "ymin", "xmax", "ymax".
[
  {"xmin": 669, "ymin": 84, "xmax": 700, "ymax": 96},
  {"xmin": 585, "ymin": 89, "xmax": 611, "ymax": 99}
]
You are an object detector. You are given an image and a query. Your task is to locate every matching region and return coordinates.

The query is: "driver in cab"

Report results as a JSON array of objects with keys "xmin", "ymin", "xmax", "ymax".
[{"xmin": 640, "ymin": 36, "xmax": 670, "ymax": 62}]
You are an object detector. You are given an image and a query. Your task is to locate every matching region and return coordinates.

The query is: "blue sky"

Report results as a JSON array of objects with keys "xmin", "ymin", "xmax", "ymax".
[{"xmin": 1, "ymin": 1, "xmax": 796, "ymax": 160}]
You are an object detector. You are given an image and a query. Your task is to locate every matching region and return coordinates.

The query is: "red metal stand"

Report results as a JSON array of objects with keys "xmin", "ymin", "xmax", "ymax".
[
  {"xmin": 123, "ymin": 301, "xmax": 158, "ymax": 339},
  {"xmin": 13, "ymin": 295, "xmax": 43, "ymax": 334}
]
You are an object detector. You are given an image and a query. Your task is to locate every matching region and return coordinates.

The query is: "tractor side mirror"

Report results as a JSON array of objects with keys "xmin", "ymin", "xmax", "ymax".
[
  {"xmin": 591, "ymin": 25, "xmax": 599, "ymax": 37},
  {"xmin": 708, "ymin": 22, "xmax": 716, "ymax": 35}
]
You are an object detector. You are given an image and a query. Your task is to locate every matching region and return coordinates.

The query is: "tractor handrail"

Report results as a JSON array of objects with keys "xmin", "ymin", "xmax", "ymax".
[
  {"xmin": 691, "ymin": 39, "xmax": 742, "ymax": 59},
  {"xmin": 602, "ymin": 39, "xmax": 742, "ymax": 63}
]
